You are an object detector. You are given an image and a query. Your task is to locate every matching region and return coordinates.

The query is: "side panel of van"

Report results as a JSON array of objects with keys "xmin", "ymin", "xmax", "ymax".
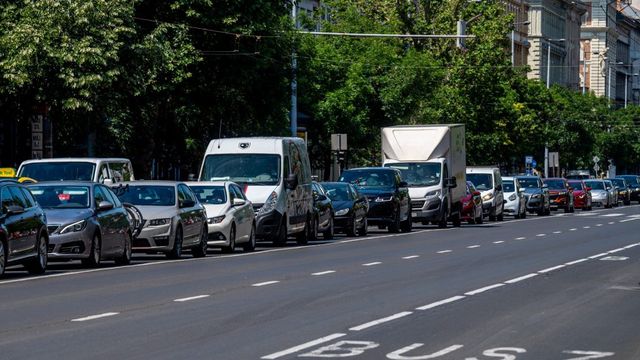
[{"xmin": 284, "ymin": 140, "xmax": 313, "ymax": 234}]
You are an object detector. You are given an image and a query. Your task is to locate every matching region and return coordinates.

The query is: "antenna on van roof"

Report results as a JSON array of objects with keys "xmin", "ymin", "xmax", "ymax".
[{"xmin": 217, "ymin": 119, "xmax": 223, "ymax": 148}]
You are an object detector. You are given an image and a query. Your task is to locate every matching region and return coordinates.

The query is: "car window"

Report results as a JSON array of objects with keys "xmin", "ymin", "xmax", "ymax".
[
  {"xmin": 467, "ymin": 173, "xmax": 493, "ymax": 191},
  {"xmin": 103, "ymin": 187, "xmax": 123, "ymax": 208},
  {"xmin": 1, "ymin": 187, "xmax": 16, "ymax": 212},
  {"xmin": 94, "ymin": 185, "xmax": 108, "ymax": 204},
  {"xmin": 177, "ymin": 185, "xmax": 195, "ymax": 203},
  {"xmin": 191, "ymin": 186, "xmax": 226, "ymax": 205},
  {"xmin": 233, "ymin": 185, "xmax": 246, "ymax": 200},
  {"xmin": 97, "ymin": 164, "xmax": 109, "ymax": 183},
  {"xmin": 177, "ymin": 186, "xmax": 187, "ymax": 202},
  {"xmin": 98, "ymin": 185, "xmax": 118, "ymax": 207},
  {"xmin": 109, "ymin": 162, "xmax": 132, "ymax": 182},
  {"xmin": 20, "ymin": 187, "xmax": 35, "ymax": 208},
  {"xmin": 230, "ymin": 185, "xmax": 244, "ymax": 201},
  {"xmin": 9, "ymin": 186, "xmax": 28, "ymax": 208}
]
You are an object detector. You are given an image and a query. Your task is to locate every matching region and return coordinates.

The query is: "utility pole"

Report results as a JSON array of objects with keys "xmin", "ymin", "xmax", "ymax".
[
  {"xmin": 290, "ymin": 0, "xmax": 298, "ymax": 137},
  {"xmin": 545, "ymin": 38, "xmax": 565, "ymax": 178},
  {"xmin": 457, "ymin": 20, "xmax": 467, "ymax": 49}
]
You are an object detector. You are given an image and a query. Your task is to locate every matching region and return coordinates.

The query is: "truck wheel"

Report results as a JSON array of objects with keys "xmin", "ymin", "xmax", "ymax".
[{"xmin": 438, "ymin": 204, "xmax": 448, "ymax": 228}]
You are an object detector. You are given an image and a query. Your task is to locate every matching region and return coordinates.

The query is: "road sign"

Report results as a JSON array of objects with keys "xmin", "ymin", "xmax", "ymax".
[
  {"xmin": 592, "ymin": 155, "xmax": 600, "ymax": 164},
  {"xmin": 525, "ymin": 156, "xmax": 533, "ymax": 165},
  {"xmin": 594, "ymin": 164, "xmax": 600, "ymax": 173},
  {"xmin": 331, "ymin": 134, "xmax": 348, "ymax": 151},
  {"xmin": 549, "ymin": 152, "xmax": 559, "ymax": 168},
  {"xmin": 532, "ymin": 160, "xmax": 537, "ymax": 168}
]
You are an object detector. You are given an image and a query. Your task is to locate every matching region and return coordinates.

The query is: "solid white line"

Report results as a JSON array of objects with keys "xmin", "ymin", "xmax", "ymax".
[
  {"xmin": 553, "ymin": 231, "xmax": 562, "ymax": 234},
  {"xmin": 437, "ymin": 250, "xmax": 452, "ymax": 254},
  {"xmin": 538, "ymin": 265, "xmax": 566, "ymax": 273},
  {"xmin": 312, "ymin": 270, "xmax": 336, "ymax": 276},
  {"xmin": 589, "ymin": 252, "xmax": 609, "ymax": 259},
  {"xmin": 252, "ymin": 281, "xmax": 280, "ymax": 287},
  {"xmin": 71, "ymin": 312, "xmax": 119, "ymax": 322},
  {"xmin": 416, "ymin": 296, "xmax": 466, "ymax": 311},
  {"xmin": 493, "ymin": 241, "xmax": 505, "ymax": 244},
  {"xmin": 402, "ymin": 255, "xmax": 420, "ymax": 259},
  {"xmin": 174, "ymin": 295, "xmax": 210, "ymax": 302},
  {"xmin": 261, "ymin": 333, "xmax": 347, "ymax": 359},
  {"xmin": 608, "ymin": 248, "xmax": 626, "ymax": 254},
  {"xmin": 467, "ymin": 245, "xmax": 480, "ymax": 249},
  {"xmin": 620, "ymin": 218, "xmax": 640, "ymax": 223},
  {"xmin": 464, "ymin": 283, "xmax": 505, "ymax": 296},
  {"xmin": 349, "ymin": 311, "xmax": 413, "ymax": 331},
  {"xmin": 504, "ymin": 273, "xmax": 539, "ymax": 284},
  {"xmin": 362, "ymin": 262, "xmax": 381, "ymax": 266},
  {"xmin": 602, "ymin": 213, "xmax": 624, "ymax": 217},
  {"xmin": 536, "ymin": 234, "xmax": 546, "ymax": 237},
  {"xmin": 624, "ymin": 243, "xmax": 640, "ymax": 249},
  {"xmin": 565, "ymin": 258, "xmax": 589, "ymax": 266}
]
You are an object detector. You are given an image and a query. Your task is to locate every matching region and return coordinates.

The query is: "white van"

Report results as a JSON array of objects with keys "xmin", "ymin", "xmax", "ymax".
[
  {"xmin": 17, "ymin": 158, "xmax": 135, "ymax": 184},
  {"xmin": 466, "ymin": 166, "xmax": 504, "ymax": 221},
  {"xmin": 198, "ymin": 137, "xmax": 313, "ymax": 245}
]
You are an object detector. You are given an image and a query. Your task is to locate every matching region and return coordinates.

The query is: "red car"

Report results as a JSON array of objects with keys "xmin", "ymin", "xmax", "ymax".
[
  {"xmin": 567, "ymin": 179, "xmax": 592, "ymax": 211},
  {"xmin": 461, "ymin": 181, "xmax": 483, "ymax": 224},
  {"xmin": 543, "ymin": 178, "xmax": 575, "ymax": 212}
]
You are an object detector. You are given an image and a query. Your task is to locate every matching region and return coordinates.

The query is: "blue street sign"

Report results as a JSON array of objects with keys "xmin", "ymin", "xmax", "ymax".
[
  {"xmin": 525, "ymin": 156, "xmax": 533, "ymax": 165},
  {"xmin": 531, "ymin": 160, "xmax": 537, "ymax": 168}
]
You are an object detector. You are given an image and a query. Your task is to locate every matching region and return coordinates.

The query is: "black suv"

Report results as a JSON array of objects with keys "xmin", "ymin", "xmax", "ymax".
[
  {"xmin": 616, "ymin": 175, "xmax": 640, "ymax": 204},
  {"xmin": 0, "ymin": 180, "xmax": 49, "ymax": 277},
  {"xmin": 339, "ymin": 167, "xmax": 411, "ymax": 233}
]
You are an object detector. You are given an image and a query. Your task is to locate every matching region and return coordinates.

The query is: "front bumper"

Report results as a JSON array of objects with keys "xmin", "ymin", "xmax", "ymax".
[
  {"xmin": 503, "ymin": 199, "xmax": 520, "ymax": 215},
  {"xmin": 134, "ymin": 223, "xmax": 174, "ymax": 251},
  {"xmin": 574, "ymin": 194, "xmax": 588, "ymax": 208},
  {"xmin": 411, "ymin": 197, "xmax": 442, "ymax": 222},
  {"xmin": 481, "ymin": 200, "xmax": 495, "ymax": 215},
  {"xmin": 205, "ymin": 220, "xmax": 232, "ymax": 246},
  {"xmin": 47, "ymin": 230, "xmax": 92, "ymax": 259},
  {"xmin": 549, "ymin": 195, "xmax": 568, "ymax": 209},
  {"xmin": 255, "ymin": 210, "xmax": 284, "ymax": 240},
  {"xmin": 367, "ymin": 200, "xmax": 396, "ymax": 225},
  {"xmin": 525, "ymin": 196, "xmax": 544, "ymax": 212}
]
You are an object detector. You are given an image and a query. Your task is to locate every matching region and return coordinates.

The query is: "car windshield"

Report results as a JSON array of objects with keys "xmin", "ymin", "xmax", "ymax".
[
  {"xmin": 340, "ymin": 170, "xmax": 395, "ymax": 188},
  {"xmin": 322, "ymin": 183, "xmax": 351, "ymax": 201},
  {"xmin": 200, "ymin": 154, "xmax": 280, "ymax": 186},
  {"xmin": 466, "ymin": 173, "xmax": 493, "ymax": 191},
  {"xmin": 384, "ymin": 162, "xmax": 440, "ymax": 187},
  {"xmin": 190, "ymin": 186, "xmax": 226, "ymax": 205},
  {"xmin": 543, "ymin": 179, "xmax": 565, "ymax": 190},
  {"xmin": 29, "ymin": 186, "xmax": 90, "ymax": 209},
  {"xmin": 568, "ymin": 182, "xmax": 583, "ymax": 190},
  {"xmin": 517, "ymin": 178, "xmax": 541, "ymax": 189},
  {"xmin": 619, "ymin": 176, "xmax": 639, "ymax": 186},
  {"xmin": 609, "ymin": 179, "xmax": 625, "ymax": 188},
  {"xmin": 584, "ymin": 181, "xmax": 604, "ymax": 190},
  {"xmin": 19, "ymin": 162, "xmax": 95, "ymax": 182},
  {"xmin": 502, "ymin": 180, "xmax": 515, "ymax": 192},
  {"xmin": 116, "ymin": 185, "xmax": 175, "ymax": 206}
]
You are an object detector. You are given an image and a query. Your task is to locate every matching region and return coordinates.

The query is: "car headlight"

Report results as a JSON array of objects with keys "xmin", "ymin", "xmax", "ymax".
[
  {"xmin": 208, "ymin": 215, "xmax": 226, "ymax": 224},
  {"xmin": 259, "ymin": 191, "xmax": 278, "ymax": 215},
  {"xmin": 482, "ymin": 193, "xmax": 494, "ymax": 201},
  {"xmin": 148, "ymin": 218, "xmax": 171, "ymax": 226},
  {"xmin": 425, "ymin": 190, "xmax": 441, "ymax": 197},
  {"xmin": 335, "ymin": 208, "xmax": 349, "ymax": 216},
  {"xmin": 59, "ymin": 219, "xmax": 87, "ymax": 234},
  {"xmin": 508, "ymin": 194, "xmax": 516, "ymax": 201},
  {"xmin": 558, "ymin": 191, "xmax": 566, "ymax": 196},
  {"xmin": 375, "ymin": 196, "xmax": 393, "ymax": 202}
]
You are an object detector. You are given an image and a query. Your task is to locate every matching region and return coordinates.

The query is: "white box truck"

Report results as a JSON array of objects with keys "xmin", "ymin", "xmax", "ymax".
[{"xmin": 382, "ymin": 124, "xmax": 466, "ymax": 227}]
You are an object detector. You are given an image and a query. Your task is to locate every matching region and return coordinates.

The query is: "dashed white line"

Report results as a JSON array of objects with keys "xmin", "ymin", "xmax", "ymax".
[
  {"xmin": 174, "ymin": 295, "xmax": 210, "ymax": 302},
  {"xmin": 467, "ymin": 245, "xmax": 480, "ymax": 249},
  {"xmin": 515, "ymin": 237, "xmax": 526, "ymax": 240},
  {"xmin": 493, "ymin": 241, "xmax": 505, "ymax": 244},
  {"xmin": 589, "ymin": 252, "xmax": 609, "ymax": 259},
  {"xmin": 312, "ymin": 270, "xmax": 336, "ymax": 276},
  {"xmin": 538, "ymin": 265, "xmax": 566, "ymax": 273},
  {"xmin": 602, "ymin": 213, "xmax": 624, "ymax": 217},
  {"xmin": 620, "ymin": 218, "xmax": 640, "ymax": 223},
  {"xmin": 595, "ymin": 224, "xmax": 603, "ymax": 227},
  {"xmin": 608, "ymin": 221, "xmax": 616, "ymax": 225},
  {"xmin": 565, "ymin": 258, "xmax": 589, "ymax": 266},
  {"xmin": 349, "ymin": 311, "xmax": 413, "ymax": 331},
  {"xmin": 464, "ymin": 283, "xmax": 505, "ymax": 296},
  {"xmin": 536, "ymin": 234, "xmax": 546, "ymax": 237},
  {"xmin": 402, "ymin": 255, "xmax": 420, "ymax": 260},
  {"xmin": 569, "ymin": 228, "xmax": 577, "ymax": 231},
  {"xmin": 504, "ymin": 273, "xmax": 538, "ymax": 284},
  {"xmin": 71, "ymin": 312, "xmax": 119, "ymax": 322},
  {"xmin": 553, "ymin": 231, "xmax": 562, "ymax": 234},
  {"xmin": 437, "ymin": 250, "xmax": 452, "ymax": 254},
  {"xmin": 583, "ymin": 226, "xmax": 591, "ymax": 229},
  {"xmin": 416, "ymin": 295, "xmax": 466, "ymax": 311},
  {"xmin": 362, "ymin": 262, "xmax": 382, "ymax": 267},
  {"xmin": 261, "ymin": 333, "xmax": 347, "ymax": 359},
  {"xmin": 252, "ymin": 281, "xmax": 280, "ymax": 287}
]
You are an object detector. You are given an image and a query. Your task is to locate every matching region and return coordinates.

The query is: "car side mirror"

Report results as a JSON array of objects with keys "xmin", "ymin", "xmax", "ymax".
[
  {"xmin": 179, "ymin": 199, "xmax": 196, "ymax": 208},
  {"xmin": 97, "ymin": 201, "xmax": 114, "ymax": 211},
  {"xmin": 446, "ymin": 177, "xmax": 457, "ymax": 188},
  {"xmin": 232, "ymin": 198, "xmax": 246, "ymax": 206},
  {"xmin": 285, "ymin": 173, "xmax": 298, "ymax": 190},
  {"xmin": 399, "ymin": 181, "xmax": 408, "ymax": 188},
  {"xmin": 102, "ymin": 178, "xmax": 114, "ymax": 185},
  {"xmin": 5, "ymin": 205, "xmax": 25, "ymax": 216}
]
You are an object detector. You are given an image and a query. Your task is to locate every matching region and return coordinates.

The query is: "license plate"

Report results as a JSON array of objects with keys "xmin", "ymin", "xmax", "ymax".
[{"xmin": 412, "ymin": 212, "xmax": 419, "ymax": 217}]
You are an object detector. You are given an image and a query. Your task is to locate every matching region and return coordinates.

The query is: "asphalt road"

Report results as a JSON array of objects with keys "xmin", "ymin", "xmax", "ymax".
[{"xmin": 1, "ymin": 205, "xmax": 639, "ymax": 360}]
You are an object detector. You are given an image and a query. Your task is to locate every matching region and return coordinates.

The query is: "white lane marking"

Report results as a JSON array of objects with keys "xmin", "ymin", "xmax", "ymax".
[
  {"xmin": 504, "ymin": 273, "xmax": 539, "ymax": 284},
  {"xmin": 416, "ymin": 295, "xmax": 466, "ymax": 311},
  {"xmin": 624, "ymin": 243, "xmax": 640, "ymax": 249},
  {"xmin": 589, "ymin": 253, "xmax": 609, "ymax": 259},
  {"xmin": 173, "ymin": 295, "xmax": 210, "ymax": 302},
  {"xmin": 362, "ymin": 262, "xmax": 381, "ymax": 267},
  {"xmin": 437, "ymin": 250, "xmax": 452, "ymax": 254},
  {"xmin": 608, "ymin": 221, "xmax": 615, "ymax": 225},
  {"xmin": 402, "ymin": 255, "xmax": 420, "ymax": 260},
  {"xmin": 565, "ymin": 258, "xmax": 589, "ymax": 266},
  {"xmin": 596, "ymin": 224, "xmax": 603, "ymax": 227},
  {"xmin": 569, "ymin": 228, "xmax": 578, "ymax": 231},
  {"xmin": 553, "ymin": 231, "xmax": 562, "ymax": 234},
  {"xmin": 601, "ymin": 256, "xmax": 629, "ymax": 261},
  {"xmin": 71, "ymin": 312, "xmax": 119, "ymax": 322},
  {"xmin": 261, "ymin": 333, "xmax": 347, "ymax": 359},
  {"xmin": 602, "ymin": 213, "xmax": 624, "ymax": 217},
  {"xmin": 583, "ymin": 226, "xmax": 591, "ymax": 229},
  {"xmin": 538, "ymin": 265, "xmax": 566, "ymax": 273},
  {"xmin": 493, "ymin": 241, "xmax": 505, "ymax": 244},
  {"xmin": 536, "ymin": 233, "xmax": 546, "ymax": 237},
  {"xmin": 619, "ymin": 218, "xmax": 640, "ymax": 223},
  {"xmin": 349, "ymin": 311, "xmax": 413, "ymax": 331},
  {"xmin": 608, "ymin": 248, "xmax": 626, "ymax": 254},
  {"xmin": 312, "ymin": 270, "xmax": 336, "ymax": 276},
  {"xmin": 467, "ymin": 245, "xmax": 480, "ymax": 249},
  {"xmin": 464, "ymin": 283, "xmax": 505, "ymax": 296},
  {"xmin": 252, "ymin": 281, "xmax": 280, "ymax": 287},
  {"xmin": 515, "ymin": 237, "xmax": 526, "ymax": 240}
]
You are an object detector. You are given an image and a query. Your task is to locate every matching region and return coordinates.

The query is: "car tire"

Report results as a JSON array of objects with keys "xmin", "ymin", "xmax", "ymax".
[
  {"xmin": 82, "ymin": 233, "xmax": 101, "ymax": 267},
  {"xmin": 401, "ymin": 211, "xmax": 413, "ymax": 232},
  {"xmin": 451, "ymin": 212, "xmax": 461, "ymax": 228},
  {"xmin": 26, "ymin": 232, "xmax": 47, "ymax": 275},
  {"xmin": 496, "ymin": 209, "xmax": 504, "ymax": 222},
  {"xmin": 323, "ymin": 215, "xmax": 334, "ymax": 240},
  {"xmin": 115, "ymin": 232, "xmax": 132, "ymax": 265},
  {"xmin": 388, "ymin": 208, "xmax": 400, "ymax": 233},
  {"xmin": 489, "ymin": 206, "xmax": 496, "ymax": 222},
  {"xmin": 191, "ymin": 225, "xmax": 208, "ymax": 258},
  {"xmin": 166, "ymin": 226, "xmax": 183, "ymax": 259},
  {"xmin": 0, "ymin": 239, "xmax": 7, "ymax": 277},
  {"xmin": 222, "ymin": 225, "xmax": 236, "ymax": 253},
  {"xmin": 243, "ymin": 224, "xmax": 256, "ymax": 252},
  {"xmin": 358, "ymin": 217, "xmax": 368, "ymax": 236},
  {"xmin": 475, "ymin": 212, "xmax": 483, "ymax": 224},
  {"xmin": 346, "ymin": 215, "xmax": 357, "ymax": 237},
  {"xmin": 438, "ymin": 204, "xmax": 448, "ymax": 229},
  {"xmin": 309, "ymin": 216, "xmax": 319, "ymax": 242},
  {"xmin": 296, "ymin": 215, "xmax": 311, "ymax": 245},
  {"xmin": 273, "ymin": 218, "xmax": 287, "ymax": 247}
]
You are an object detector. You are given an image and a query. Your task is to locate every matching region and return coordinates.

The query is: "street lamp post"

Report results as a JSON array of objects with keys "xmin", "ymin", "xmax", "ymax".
[{"xmin": 545, "ymin": 38, "xmax": 565, "ymax": 178}]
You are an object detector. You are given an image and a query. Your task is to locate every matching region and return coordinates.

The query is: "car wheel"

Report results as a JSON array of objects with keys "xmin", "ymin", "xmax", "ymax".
[
  {"xmin": 273, "ymin": 218, "xmax": 287, "ymax": 247},
  {"xmin": 82, "ymin": 234, "xmax": 101, "ymax": 267},
  {"xmin": 323, "ymin": 215, "xmax": 335, "ymax": 240},
  {"xmin": 358, "ymin": 217, "xmax": 368, "ymax": 236},
  {"xmin": 451, "ymin": 212, "xmax": 461, "ymax": 228},
  {"xmin": 346, "ymin": 215, "xmax": 357, "ymax": 237},
  {"xmin": 401, "ymin": 211, "xmax": 413, "ymax": 232},
  {"xmin": 222, "ymin": 225, "xmax": 236, "ymax": 253},
  {"xmin": 243, "ymin": 224, "xmax": 256, "ymax": 252},
  {"xmin": 115, "ymin": 232, "xmax": 132, "ymax": 266},
  {"xmin": 489, "ymin": 206, "xmax": 497, "ymax": 221},
  {"xmin": 475, "ymin": 212, "xmax": 483, "ymax": 224},
  {"xmin": 388, "ymin": 208, "xmax": 400, "ymax": 233},
  {"xmin": 166, "ymin": 226, "xmax": 183, "ymax": 259},
  {"xmin": 496, "ymin": 207, "xmax": 504, "ymax": 221},
  {"xmin": 309, "ymin": 216, "xmax": 319, "ymax": 242},
  {"xmin": 192, "ymin": 225, "xmax": 208, "ymax": 258},
  {"xmin": 0, "ymin": 239, "xmax": 7, "ymax": 277},
  {"xmin": 296, "ymin": 215, "xmax": 311, "ymax": 245},
  {"xmin": 26, "ymin": 232, "xmax": 48, "ymax": 275}
]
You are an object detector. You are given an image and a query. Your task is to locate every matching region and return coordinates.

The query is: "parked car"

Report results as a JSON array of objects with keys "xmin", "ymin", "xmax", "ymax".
[
  {"xmin": 566, "ymin": 170, "xmax": 591, "ymax": 180},
  {"xmin": 515, "ymin": 176, "xmax": 550, "ymax": 216},
  {"xmin": 0, "ymin": 180, "xmax": 49, "ymax": 277},
  {"xmin": 28, "ymin": 182, "xmax": 132, "ymax": 266},
  {"xmin": 584, "ymin": 179, "xmax": 613, "ymax": 208},
  {"xmin": 542, "ymin": 178, "xmax": 575, "ymax": 213},
  {"xmin": 603, "ymin": 180, "xmax": 619, "ymax": 207},
  {"xmin": 311, "ymin": 182, "xmax": 334, "ymax": 240},
  {"xmin": 112, "ymin": 181, "xmax": 207, "ymax": 258},
  {"xmin": 339, "ymin": 167, "xmax": 412, "ymax": 232},
  {"xmin": 502, "ymin": 176, "xmax": 526, "ymax": 219},
  {"xmin": 607, "ymin": 178, "xmax": 631, "ymax": 206},
  {"xmin": 567, "ymin": 180, "xmax": 592, "ymax": 211},
  {"xmin": 616, "ymin": 175, "xmax": 640, "ymax": 204},
  {"xmin": 321, "ymin": 182, "xmax": 368, "ymax": 236},
  {"xmin": 186, "ymin": 181, "xmax": 256, "ymax": 253},
  {"xmin": 466, "ymin": 167, "xmax": 504, "ymax": 221},
  {"xmin": 18, "ymin": 158, "xmax": 134, "ymax": 184},
  {"xmin": 461, "ymin": 181, "xmax": 483, "ymax": 224}
]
